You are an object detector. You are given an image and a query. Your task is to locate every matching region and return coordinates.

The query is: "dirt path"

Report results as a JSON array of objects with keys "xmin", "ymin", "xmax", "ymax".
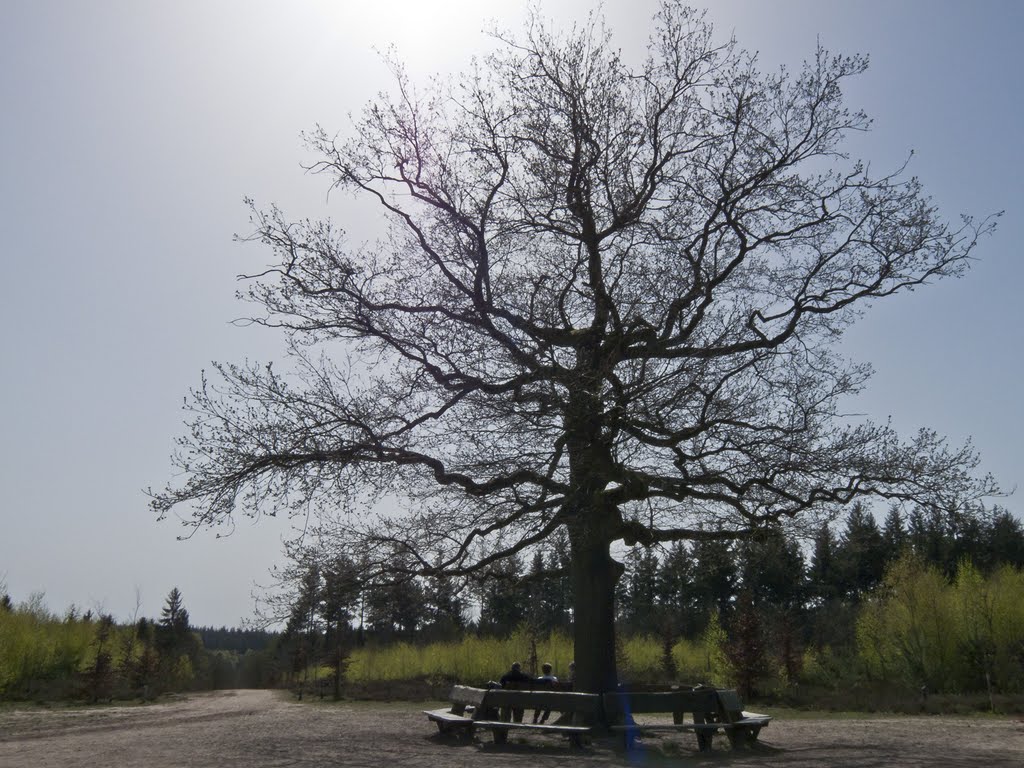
[{"xmin": 1, "ymin": 690, "xmax": 1023, "ymax": 767}]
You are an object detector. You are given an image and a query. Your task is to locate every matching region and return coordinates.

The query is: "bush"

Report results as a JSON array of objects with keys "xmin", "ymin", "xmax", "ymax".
[{"xmin": 856, "ymin": 555, "xmax": 1024, "ymax": 694}]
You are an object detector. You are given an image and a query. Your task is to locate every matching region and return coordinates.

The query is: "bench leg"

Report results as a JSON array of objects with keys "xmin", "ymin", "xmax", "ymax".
[
  {"xmin": 727, "ymin": 726, "xmax": 760, "ymax": 748},
  {"xmin": 492, "ymin": 729, "xmax": 508, "ymax": 745},
  {"xmin": 697, "ymin": 731, "xmax": 714, "ymax": 752}
]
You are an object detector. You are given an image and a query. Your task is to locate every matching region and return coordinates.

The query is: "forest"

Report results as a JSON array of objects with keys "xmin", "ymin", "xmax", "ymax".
[
  {"xmin": 3, "ymin": 502, "xmax": 1023, "ymax": 710},
  {"xmin": 257, "ymin": 501, "xmax": 1024, "ymax": 709},
  {"xmin": 0, "ymin": 587, "xmax": 279, "ymax": 702}
]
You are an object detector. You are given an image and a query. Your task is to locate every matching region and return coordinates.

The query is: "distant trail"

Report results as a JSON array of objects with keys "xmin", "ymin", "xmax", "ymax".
[{"xmin": 1, "ymin": 689, "xmax": 1022, "ymax": 767}]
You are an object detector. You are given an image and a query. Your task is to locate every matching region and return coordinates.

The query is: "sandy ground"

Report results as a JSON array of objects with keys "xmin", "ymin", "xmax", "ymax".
[{"xmin": 1, "ymin": 689, "xmax": 1023, "ymax": 767}]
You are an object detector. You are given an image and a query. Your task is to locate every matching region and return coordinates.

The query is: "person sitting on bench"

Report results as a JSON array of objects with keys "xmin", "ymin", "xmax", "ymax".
[
  {"xmin": 499, "ymin": 661, "xmax": 532, "ymax": 722},
  {"xmin": 533, "ymin": 662, "xmax": 558, "ymax": 723}
]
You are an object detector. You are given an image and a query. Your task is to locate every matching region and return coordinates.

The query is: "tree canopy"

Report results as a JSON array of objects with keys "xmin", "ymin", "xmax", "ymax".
[{"xmin": 152, "ymin": 2, "xmax": 998, "ymax": 694}]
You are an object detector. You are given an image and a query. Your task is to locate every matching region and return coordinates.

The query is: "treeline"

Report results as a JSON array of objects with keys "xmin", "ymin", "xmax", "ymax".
[
  {"xmin": 273, "ymin": 503, "xmax": 1024, "ymax": 702},
  {"xmin": 0, "ymin": 587, "xmax": 280, "ymax": 702},
  {"xmin": 15, "ymin": 502, "xmax": 1017, "ymax": 704},
  {"xmin": 197, "ymin": 626, "xmax": 278, "ymax": 653},
  {"xmin": 620, "ymin": 503, "xmax": 1024, "ymax": 698},
  {"xmin": 617, "ymin": 503, "xmax": 1024, "ymax": 640}
]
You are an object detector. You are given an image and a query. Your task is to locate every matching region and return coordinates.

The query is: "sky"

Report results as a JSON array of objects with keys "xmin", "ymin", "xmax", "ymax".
[{"xmin": 1, "ymin": 0, "xmax": 1021, "ymax": 628}]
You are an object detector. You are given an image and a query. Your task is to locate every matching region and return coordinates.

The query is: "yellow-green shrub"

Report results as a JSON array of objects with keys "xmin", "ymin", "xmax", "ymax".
[
  {"xmin": 346, "ymin": 630, "xmax": 574, "ymax": 683},
  {"xmin": 857, "ymin": 554, "xmax": 1024, "ymax": 693},
  {"xmin": 345, "ymin": 627, "xmax": 730, "ymax": 686}
]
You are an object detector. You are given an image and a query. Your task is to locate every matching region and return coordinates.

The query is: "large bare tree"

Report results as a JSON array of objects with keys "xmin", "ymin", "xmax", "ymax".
[{"xmin": 152, "ymin": 3, "xmax": 997, "ymax": 694}]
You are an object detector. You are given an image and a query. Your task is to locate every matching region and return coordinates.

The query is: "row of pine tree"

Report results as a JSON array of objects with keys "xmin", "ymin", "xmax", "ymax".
[{"xmin": 273, "ymin": 502, "xmax": 1023, "ymax": 644}]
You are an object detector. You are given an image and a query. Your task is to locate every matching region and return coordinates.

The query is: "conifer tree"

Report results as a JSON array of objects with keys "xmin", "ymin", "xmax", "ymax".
[
  {"xmin": 690, "ymin": 538, "xmax": 737, "ymax": 626},
  {"xmin": 987, "ymin": 507, "xmax": 1024, "ymax": 568},
  {"xmin": 657, "ymin": 541, "xmax": 696, "ymax": 635},
  {"xmin": 881, "ymin": 504, "xmax": 908, "ymax": 564},
  {"xmin": 837, "ymin": 504, "xmax": 887, "ymax": 600},
  {"xmin": 157, "ymin": 587, "xmax": 191, "ymax": 652},
  {"xmin": 476, "ymin": 553, "xmax": 528, "ymax": 637}
]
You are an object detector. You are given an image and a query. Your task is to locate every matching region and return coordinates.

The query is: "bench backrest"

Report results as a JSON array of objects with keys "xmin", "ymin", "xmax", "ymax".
[
  {"xmin": 481, "ymin": 689, "xmax": 601, "ymax": 716},
  {"xmin": 447, "ymin": 685, "xmax": 488, "ymax": 714},
  {"xmin": 603, "ymin": 688, "xmax": 719, "ymax": 719},
  {"xmin": 500, "ymin": 680, "xmax": 575, "ymax": 692},
  {"xmin": 714, "ymin": 689, "xmax": 746, "ymax": 723}
]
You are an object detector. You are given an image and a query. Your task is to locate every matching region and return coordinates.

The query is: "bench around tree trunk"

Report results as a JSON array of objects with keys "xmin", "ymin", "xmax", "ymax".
[
  {"xmin": 424, "ymin": 686, "xmax": 600, "ymax": 746},
  {"xmin": 602, "ymin": 688, "xmax": 771, "ymax": 752}
]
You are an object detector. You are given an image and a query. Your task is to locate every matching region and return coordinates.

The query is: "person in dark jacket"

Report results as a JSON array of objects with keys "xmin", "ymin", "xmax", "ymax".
[
  {"xmin": 499, "ymin": 661, "xmax": 532, "ymax": 722},
  {"xmin": 499, "ymin": 661, "xmax": 532, "ymax": 687}
]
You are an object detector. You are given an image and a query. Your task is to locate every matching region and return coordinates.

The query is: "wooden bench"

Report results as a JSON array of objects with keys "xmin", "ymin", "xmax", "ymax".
[
  {"xmin": 423, "ymin": 684, "xmax": 486, "ymax": 737},
  {"xmin": 602, "ymin": 687, "xmax": 771, "ymax": 752},
  {"xmin": 713, "ymin": 688, "xmax": 772, "ymax": 748},
  {"xmin": 424, "ymin": 686, "xmax": 600, "ymax": 747}
]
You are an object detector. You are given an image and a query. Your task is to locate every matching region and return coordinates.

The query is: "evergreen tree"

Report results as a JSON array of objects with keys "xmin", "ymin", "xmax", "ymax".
[
  {"xmin": 285, "ymin": 565, "xmax": 321, "ymax": 637},
  {"xmin": 725, "ymin": 591, "xmax": 769, "ymax": 699},
  {"xmin": 133, "ymin": 618, "xmax": 158, "ymax": 694},
  {"xmin": 738, "ymin": 528, "xmax": 805, "ymax": 611},
  {"xmin": 837, "ymin": 503, "xmax": 887, "ymax": 600},
  {"xmin": 948, "ymin": 506, "xmax": 987, "ymax": 572},
  {"xmin": 422, "ymin": 566, "xmax": 467, "ymax": 642},
  {"xmin": 321, "ymin": 557, "xmax": 359, "ymax": 634},
  {"xmin": 157, "ymin": 587, "xmax": 191, "ymax": 651},
  {"xmin": 908, "ymin": 505, "xmax": 952, "ymax": 571},
  {"xmin": 86, "ymin": 614, "xmax": 116, "ymax": 703},
  {"xmin": 156, "ymin": 587, "xmax": 197, "ymax": 691},
  {"xmin": 987, "ymin": 507, "xmax": 1024, "ymax": 568},
  {"xmin": 281, "ymin": 563, "xmax": 322, "ymax": 690},
  {"xmin": 364, "ymin": 571, "xmax": 424, "ymax": 641},
  {"xmin": 881, "ymin": 504, "xmax": 908, "ymax": 565},
  {"xmin": 320, "ymin": 555, "xmax": 359, "ymax": 699},
  {"xmin": 620, "ymin": 548, "xmax": 661, "ymax": 634},
  {"xmin": 476, "ymin": 554, "xmax": 528, "ymax": 636},
  {"xmin": 738, "ymin": 528, "xmax": 805, "ymax": 685},
  {"xmin": 543, "ymin": 529, "xmax": 574, "ymax": 631},
  {"xmin": 690, "ymin": 537, "xmax": 737, "ymax": 625},
  {"xmin": 657, "ymin": 541, "xmax": 697, "ymax": 636},
  {"xmin": 524, "ymin": 551, "xmax": 562, "ymax": 633},
  {"xmin": 808, "ymin": 523, "xmax": 841, "ymax": 604},
  {"xmin": 806, "ymin": 522, "xmax": 856, "ymax": 649}
]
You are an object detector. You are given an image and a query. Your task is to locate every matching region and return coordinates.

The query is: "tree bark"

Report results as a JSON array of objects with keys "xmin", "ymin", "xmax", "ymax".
[{"xmin": 569, "ymin": 522, "xmax": 622, "ymax": 696}]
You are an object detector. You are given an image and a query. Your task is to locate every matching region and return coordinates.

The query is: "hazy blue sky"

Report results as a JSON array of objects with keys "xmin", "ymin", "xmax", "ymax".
[{"xmin": 2, "ymin": 0, "xmax": 1021, "ymax": 627}]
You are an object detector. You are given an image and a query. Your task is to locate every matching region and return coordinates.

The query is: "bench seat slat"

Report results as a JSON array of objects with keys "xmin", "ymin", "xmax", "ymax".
[
  {"xmin": 472, "ymin": 720, "xmax": 592, "ymax": 734},
  {"xmin": 610, "ymin": 722, "xmax": 724, "ymax": 732},
  {"xmin": 423, "ymin": 708, "xmax": 474, "ymax": 724}
]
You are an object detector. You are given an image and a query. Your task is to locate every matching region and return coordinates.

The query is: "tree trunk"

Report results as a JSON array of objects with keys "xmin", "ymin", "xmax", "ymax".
[
  {"xmin": 569, "ymin": 524, "xmax": 622, "ymax": 695},
  {"xmin": 564, "ymin": 351, "xmax": 622, "ymax": 698},
  {"xmin": 332, "ymin": 628, "xmax": 343, "ymax": 701}
]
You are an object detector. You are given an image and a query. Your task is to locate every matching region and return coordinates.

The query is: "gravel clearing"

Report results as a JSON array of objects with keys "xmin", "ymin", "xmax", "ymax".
[{"xmin": 2, "ymin": 689, "xmax": 1023, "ymax": 767}]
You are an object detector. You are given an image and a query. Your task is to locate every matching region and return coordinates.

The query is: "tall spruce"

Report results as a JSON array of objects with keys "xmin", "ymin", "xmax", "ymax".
[{"xmin": 837, "ymin": 504, "xmax": 887, "ymax": 600}]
